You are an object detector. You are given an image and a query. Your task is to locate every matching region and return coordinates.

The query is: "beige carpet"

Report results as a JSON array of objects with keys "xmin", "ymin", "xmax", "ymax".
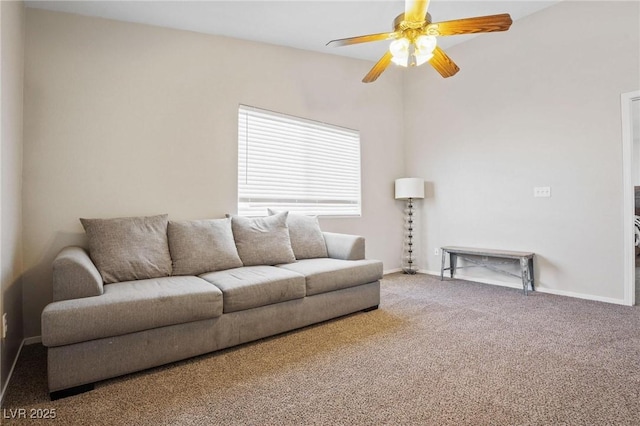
[{"xmin": 4, "ymin": 273, "xmax": 640, "ymax": 425}]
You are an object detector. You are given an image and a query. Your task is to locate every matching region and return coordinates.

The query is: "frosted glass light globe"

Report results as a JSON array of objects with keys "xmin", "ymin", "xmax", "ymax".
[
  {"xmin": 414, "ymin": 35, "xmax": 437, "ymax": 66},
  {"xmin": 389, "ymin": 38, "xmax": 410, "ymax": 67}
]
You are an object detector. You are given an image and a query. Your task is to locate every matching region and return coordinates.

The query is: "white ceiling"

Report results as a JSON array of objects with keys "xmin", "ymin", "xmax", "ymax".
[{"xmin": 25, "ymin": 0, "xmax": 561, "ymax": 62}]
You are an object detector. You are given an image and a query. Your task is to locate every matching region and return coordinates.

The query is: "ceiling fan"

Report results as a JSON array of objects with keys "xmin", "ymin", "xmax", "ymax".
[{"xmin": 327, "ymin": 0, "xmax": 513, "ymax": 83}]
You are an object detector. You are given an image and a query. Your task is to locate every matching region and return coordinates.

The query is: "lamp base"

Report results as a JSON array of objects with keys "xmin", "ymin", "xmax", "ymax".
[{"xmin": 402, "ymin": 267, "xmax": 418, "ymax": 275}]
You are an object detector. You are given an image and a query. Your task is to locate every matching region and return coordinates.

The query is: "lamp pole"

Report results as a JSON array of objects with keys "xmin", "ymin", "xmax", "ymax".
[{"xmin": 405, "ymin": 197, "xmax": 417, "ymax": 274}]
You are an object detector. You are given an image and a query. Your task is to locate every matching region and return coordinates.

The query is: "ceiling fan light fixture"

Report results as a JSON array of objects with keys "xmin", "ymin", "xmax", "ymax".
[
  {"xmin": 415, "ymin": 35, "xmax": 437, "ymax": 55},
  {"xmin": 414, "ymin": 52, "xmax": 434, "ymax": 66},
  {"xmin": 389, "ymin": 34, "xmax": 437, "ymax": 68},
  {"xmin": 389, "ymin": 38, "xmax": 411, "ymax": 67},
  {"xmin": 414, "ymin": 35, "xmax": 437, "ymax": 66}
]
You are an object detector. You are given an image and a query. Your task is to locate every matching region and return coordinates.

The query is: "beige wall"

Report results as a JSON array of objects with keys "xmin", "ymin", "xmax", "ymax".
[
  {"xmin": 1, "ymin": 0, "xmax": 25, "ymax": 394},
  {"xmin": 22, "ymin": 9, "xmax": 406, "ymax": 337},
  {"xmin": 404, "ymin": 1, "xmax": 640, "ymax": 302},
  {"xmin": 21, "ymin": 1, "xmax": 639, "ymax": 339}
]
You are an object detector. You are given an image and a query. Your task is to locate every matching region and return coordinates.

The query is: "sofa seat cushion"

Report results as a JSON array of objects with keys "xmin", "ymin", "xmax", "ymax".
[
  {"xmin": 278, "ymin": 258, "xmax": 383, "ymax": 296},
  {"xmin": 42, "ymin": 276, "xmax": 223, "ymax": 347},
  {"xmin": 199, "ymin": 266, "xmax": 306, "ymax": 313}
]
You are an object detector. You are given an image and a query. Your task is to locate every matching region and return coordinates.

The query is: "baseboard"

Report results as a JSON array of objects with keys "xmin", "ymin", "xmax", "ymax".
[
  {"xmin": 533, "ymin": 287, "xmax": 625, "ymax": 305},
  {"xmin": 24, "ymin": 335, "xmax": 42, "ymax": 345},
  {"xmin": 0, "ymin": 335, "xmax": 43, "ymax": 406},
  {"xmin": 420, "ymin": 269, "xmax": 523, "ymax": 290},
  {"xmin": 0, "ymin": 338, "xmax": 25, "ymax": 407},
  {"xmin": 384, "ymin": 269, "xmax": 432, "ymax": 276},
  {"xmin": 420, "ymin": 270, "xmax": 627, "ymax": 306}
]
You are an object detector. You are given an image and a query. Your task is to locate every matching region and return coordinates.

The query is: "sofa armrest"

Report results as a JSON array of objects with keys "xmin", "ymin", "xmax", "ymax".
[
  {"xmin": 323, "ymin": 232, "xmax": 365, "ymax": 261},
  {"xmin": 52, "ymin": 246, "xmax": 104, "ymax": 302}
]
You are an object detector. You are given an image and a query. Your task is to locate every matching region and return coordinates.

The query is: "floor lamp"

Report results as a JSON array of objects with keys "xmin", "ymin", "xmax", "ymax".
[{"xmin": 395, "ymin": 178, "xmax": 425, "ymax": 274}]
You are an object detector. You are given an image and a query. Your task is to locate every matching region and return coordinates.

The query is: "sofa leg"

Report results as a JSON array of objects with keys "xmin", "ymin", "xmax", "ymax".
[
  {"xmin": 362, "ymin": 305, "xmax": 378, "ymax": 312},
  {"xmin": 50, "ymin": 383, "xmax": 95, "ymax": 400}
]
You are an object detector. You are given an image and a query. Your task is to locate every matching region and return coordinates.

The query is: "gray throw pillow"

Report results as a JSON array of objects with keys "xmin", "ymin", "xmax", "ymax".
[
  {"xmin": 230, "ymin": 212, "xmax": 296, "ymax": 266},
  {"xmin": 268, "ymin": 209, "xmax": 328, "ymax": 260},
  {"xmin": 168, "ymin": 218, "xmax": 243, "ymax": 276},
  {"xmin": 80, "ymin": 214, "xmax": 172, "ymax": 284}
]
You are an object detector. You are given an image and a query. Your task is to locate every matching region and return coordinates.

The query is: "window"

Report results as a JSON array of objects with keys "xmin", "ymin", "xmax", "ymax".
[{"xmin": 238, "ymin": 105, "xmax": 361, "ymax": 217}]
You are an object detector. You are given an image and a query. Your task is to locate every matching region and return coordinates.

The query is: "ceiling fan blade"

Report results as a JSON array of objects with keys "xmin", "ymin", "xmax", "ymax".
[
  {"xmin": 405, "ymin": 0, "xmax": 430, "ymax": 23},
  {"xmin": 429, "ymin": 47, "xmax": 459, "ymax": 78},
  {"xmin": 426, "ymin": 13, "xmax": 512, "ymax": 36},
  {"xmin": 362, "ymin": 51, "xmax": 393, "ymax": 83},
  {"xmin": 327, "ymin": 32, "xmax": 397, "ymax": 47}
]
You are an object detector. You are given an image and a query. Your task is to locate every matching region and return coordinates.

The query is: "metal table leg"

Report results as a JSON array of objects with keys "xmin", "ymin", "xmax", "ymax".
[
  {"xmin": 520, "ymin": 257, "xmax": 529, "ymax": 295},
  {"xmin": 528, "ymin": 257, "xmax": 535, "ymax": 291},
  {"xmin": 450, "ymin": 253, "xmax": 457, "ymax": 278}
]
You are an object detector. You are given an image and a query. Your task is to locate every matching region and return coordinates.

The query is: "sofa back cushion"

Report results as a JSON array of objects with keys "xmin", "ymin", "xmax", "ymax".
[
  {"xmin": 168, "ymin": 218, "xmax": 243, "ymax": 275},
  {"xmin": 267, "ymin": 209, "xmax": 328, "ymax": 260},
  {"xmin": 230, "ymin": 212, "xmax": 296, "ymax": 266},
  {"xmin": 80, "ymin": 214, "xmax": 173, "ymax": 284}
]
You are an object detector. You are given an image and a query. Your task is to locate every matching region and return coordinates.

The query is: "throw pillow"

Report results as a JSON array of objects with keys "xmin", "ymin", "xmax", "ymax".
[
  {"xmin": 268, "ymin": 209, "xmax": 328, "ymax": 260},
  {"xmin": 168, "ymin": 218, "xmax": 243, "ymax": 276},
  {"xmin": 80, "ymin": 214, "xmax": 172, "ymax": 284},
  {"xmin": 230, "ymin": 212, "xmax": 296, "ymax": 266}
]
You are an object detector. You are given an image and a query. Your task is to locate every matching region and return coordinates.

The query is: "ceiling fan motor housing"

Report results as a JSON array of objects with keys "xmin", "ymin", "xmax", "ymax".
[{"xmin": 394, "ymin": 12, "xmax": 432, "ymax": 41}]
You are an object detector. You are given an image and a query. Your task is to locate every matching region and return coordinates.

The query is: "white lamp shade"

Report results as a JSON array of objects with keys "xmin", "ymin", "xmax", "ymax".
[{"xmin": 395, "ymin": 178, "xmax": 425, "ymax": 200}]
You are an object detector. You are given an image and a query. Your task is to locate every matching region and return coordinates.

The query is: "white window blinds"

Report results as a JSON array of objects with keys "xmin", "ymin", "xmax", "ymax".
[{"xmin": 238, "ymin": 105, "xmax": 361, "ymax": 217}]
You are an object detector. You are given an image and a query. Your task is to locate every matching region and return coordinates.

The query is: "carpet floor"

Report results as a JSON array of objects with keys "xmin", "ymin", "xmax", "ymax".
[{"xmin": 3, "ymin": 273, "xmax": 640, "ymax": 425}]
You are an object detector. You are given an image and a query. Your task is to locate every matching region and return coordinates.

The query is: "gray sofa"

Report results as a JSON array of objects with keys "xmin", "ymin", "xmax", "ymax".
[{"xmin": 41, "ymin": 212, "xmax": 382, "ymax": 399}]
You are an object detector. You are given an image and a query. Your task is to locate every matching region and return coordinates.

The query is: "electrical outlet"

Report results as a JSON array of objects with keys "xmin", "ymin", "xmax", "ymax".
[
  {"xmin": 2, "ymin": 313, "xmax": 7, "ymax": 339},
  {"xmin": 534, "ymin": 186, "xmax": 551, "ymax": 198},
  {"xmin": 434, "ymin": 248, "xmax": 440, "ymax": 256}
]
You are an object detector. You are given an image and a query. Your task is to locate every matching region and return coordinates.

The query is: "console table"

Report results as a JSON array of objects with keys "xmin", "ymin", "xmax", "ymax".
[{"xmin": 440, "ymin": 246, "xmax": 535, "ymax": 295}]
